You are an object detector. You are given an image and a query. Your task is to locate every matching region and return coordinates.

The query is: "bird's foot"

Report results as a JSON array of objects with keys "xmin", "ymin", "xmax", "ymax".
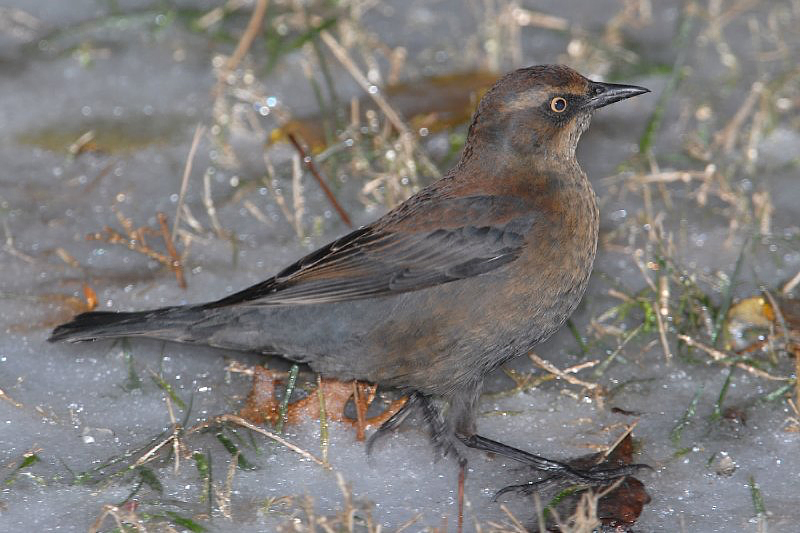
[{"xmin": 459, "ymin": 434, "xmax": 651, "ymax": 495}]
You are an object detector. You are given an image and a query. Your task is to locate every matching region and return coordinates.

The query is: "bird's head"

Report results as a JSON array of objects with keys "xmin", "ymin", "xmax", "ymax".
[{"xmin": 466, "ymin": 65, "xmax": 649, "ymax": 162}]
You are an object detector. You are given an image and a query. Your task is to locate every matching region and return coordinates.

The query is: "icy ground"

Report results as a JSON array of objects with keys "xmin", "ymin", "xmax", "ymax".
[{"xmin": 2, "ymin": 0, "xmax": 800, "ymax": 531}]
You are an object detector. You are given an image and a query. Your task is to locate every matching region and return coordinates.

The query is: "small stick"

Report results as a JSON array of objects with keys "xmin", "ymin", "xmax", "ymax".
[
  {"xmin": 678, "ymin": 334, "xmax": 787, "ymax": 380},
  {"xmin": 0, "ymin": 388, "xmax": 24, "ymax": 409},
  {"xmin": 2, "ymin": 220, "xmax": 36, "ymax": 264},
  {"xmin": 287, "ymin": 132, "xmax": 352, "ymax": 227},
  {"xmin": 529, "ymin": 351, "xmax": 598, "ymax": 390},
  {"xmin": 352, "ymin": 381, "xmax": 368, "ymax": 441},
  {"xmin": 762, "ymin": 289, "xmax": 792, "ymax": 351},
  {"xmin": 654, "ymin": 299, "xmax": 672, "ymax": 361},
  {"xmin": 202, "ymin": 168, "xmax": 225, "ymax": 238},
  {"xmin": 195, "ymin": 414, "xmax": 325, "ymax": 466},
  {"xmin": 157, "ymin": 213, "xmax": 187, "ymax": 289},
  {"xmin": 713, "ymin": 80, "xmax": 764, "ymax": 154},
  {"xmin": 782, "ymin": 269, "xmax": 800, "ymax": 295},
  {"xmin": 499, "ymin": 504, "xmax": 528, "ymax": 533},
  {"xmin": 162, "ymin": 393, "xmax": 181, "ymax": 474},
  {"xmin": 562, "ymin": 360, "xmax": 599, "ymax": 374},
  {"xmin": 319, "ymin": 29, "xmax": 440, "ymax": 180},
  {"xmin": 132, "ymin": 433, "xmax": 174, "ymax": 468},
  {"xmin": 320, "ymin": 30, "xmax": 409, "ymax": 138},
  {"xmin": 223, "ymin": 0, "xmax": 269, "ymax": 74},
  {"xmin": 600, "ymin": 420, "xmax": 639, "ymax": 461},
  {"xmin": 316, "ymin": 374, "xmax": 330, "ymax": 466}
]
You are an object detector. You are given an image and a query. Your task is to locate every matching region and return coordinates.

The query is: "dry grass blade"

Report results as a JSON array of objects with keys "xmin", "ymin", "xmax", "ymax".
[
  {"xmin": 172, "ymin": 123, "xmax": 206, "ymax": 242},
  {"xmin": 87, "ymin": 210, "xmax": 188, "ymax": 288},
  {"xmin": 319, "ymin": 29, "xmax": 440, "ymax": 181},
  {"xmin": 499, "ymin": 504, "xmax": 528, "ymax": 533},
  {"xmin": 206, "ymin": 414, "xmax": 326, "ymax": 467},
  {"xmin": 510, "ymin": 7, "xmax": 569, "ymax": 30},
  {"xmin": 319, "ymin": 29, "xmax": 410, "ymax": 138},
  {"xmin": 0, "ymin": 388, "xmax": 24, "ymax": 409},
  {"xmin": 213, "ymin": 451, "xmax": 238, "ymax": 520},
  {"xmin": 202, "ymin": 167, "xmax": 226, "ymax": 238},
  {"xmin": 529, "ymin": 351, "xmax": 599, "ymax": 390},
  {"xmin": 678, "ymin": 334, "xmax": 787, "ymax": 380},
  {"xmin": 712, "ymin": 80, "xmax": 764, "ymax": 154},
  {"xmin": 89, "ymin": 504, "xmax": 146, "ymax": 533},
  {"xmin": 157, "ymin": 213, "xmax": 187, "ymax": 289},
  {"xmin": 782, "ymin": 269, "xmax": 800, "ymax": 296},
  {"xmin": 223, "ymin": 0, "xmax": 269, "ymax": 73},
  {"xmin": 3, "ymin": 219, "xmax": 36, "ymax": 264},
  {"xmin": 600, "ymin": 421, "xmax": 639, "ymax": 461}
]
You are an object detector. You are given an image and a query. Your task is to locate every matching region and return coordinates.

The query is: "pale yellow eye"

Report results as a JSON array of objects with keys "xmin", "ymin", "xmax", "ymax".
[{"xmin": 550, "ymin": 96, "xmax": 568, "ymax": 113}]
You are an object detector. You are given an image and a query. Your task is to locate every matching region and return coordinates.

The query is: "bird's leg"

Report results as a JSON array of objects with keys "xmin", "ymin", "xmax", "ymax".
[
  {"xmin": 458, "ymin": 433, "xmax": 649, "ymax": 487},
  {"xmin": 367, "ymin": 391, "xmax": 468, "ymax": 462},
  {"xmin": 417, "ymin": 393, "xmax": 465, "ymax": 461},
  {"xmin": 366, "ymin": 392, "xmax": 421, "ymax": 454}
]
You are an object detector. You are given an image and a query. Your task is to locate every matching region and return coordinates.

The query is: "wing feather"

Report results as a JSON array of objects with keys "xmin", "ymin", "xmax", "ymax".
[{"xmin": 204, "ymin": 195, "xmax": 534, "ymax": 308}]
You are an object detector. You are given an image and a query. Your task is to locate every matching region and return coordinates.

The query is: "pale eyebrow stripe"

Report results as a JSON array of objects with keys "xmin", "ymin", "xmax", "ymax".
[{"xmin": 504, "ymin": 89, "xmax": 544, "ymax": 112}]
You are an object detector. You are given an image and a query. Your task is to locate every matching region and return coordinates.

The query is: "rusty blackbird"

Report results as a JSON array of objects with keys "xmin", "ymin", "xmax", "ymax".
[{"xmin": 50, "ymin": 65, "xmax": 649, "ymax": 485}]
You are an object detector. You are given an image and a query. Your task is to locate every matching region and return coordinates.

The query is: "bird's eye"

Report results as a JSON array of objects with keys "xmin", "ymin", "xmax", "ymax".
[{"xmin": 550, "ymin": 97, "xmax": 568, "ymax": 113}]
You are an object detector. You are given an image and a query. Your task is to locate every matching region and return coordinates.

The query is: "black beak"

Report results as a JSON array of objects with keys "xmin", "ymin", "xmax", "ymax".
[{"xmin": 585, "ymin": 81, "xmax": 650, "ymax": 110}]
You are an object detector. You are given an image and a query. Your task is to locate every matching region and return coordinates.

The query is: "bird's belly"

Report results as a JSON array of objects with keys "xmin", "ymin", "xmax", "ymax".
[{"xmin": 235, "ymin": 233, "xmax": 596, "ymax": 395}]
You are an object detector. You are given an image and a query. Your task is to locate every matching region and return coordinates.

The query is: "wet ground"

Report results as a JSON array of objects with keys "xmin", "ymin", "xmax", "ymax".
[{"xmin": 1, "ymin": 0, "xmax": 799, "ymax": 531}]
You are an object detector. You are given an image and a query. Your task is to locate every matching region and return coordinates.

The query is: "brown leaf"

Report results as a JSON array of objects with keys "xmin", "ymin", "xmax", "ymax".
[
  {"xmin": 597, "ymin": 477, "xmax": 651, "ymax": 527},
  {"xmin": 238, "ymin": 366, "xmax": 407, "ymax": 438}
]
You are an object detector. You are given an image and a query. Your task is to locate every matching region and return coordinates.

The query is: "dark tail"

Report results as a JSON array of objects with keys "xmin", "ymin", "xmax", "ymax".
[{"xmin": 48, "ymin": 306, "xmax": 196, "ymax": 343}]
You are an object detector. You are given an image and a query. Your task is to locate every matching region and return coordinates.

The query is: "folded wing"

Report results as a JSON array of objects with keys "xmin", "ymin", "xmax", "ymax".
[{"xmin": 205, "ymin": 195, "xmax": 535, "ymax": 307}]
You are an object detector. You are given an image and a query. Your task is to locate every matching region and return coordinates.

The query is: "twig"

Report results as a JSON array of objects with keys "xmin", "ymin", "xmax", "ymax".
[
  {"xmin": 172, "ymin": 124, "xmax": 206, "ymax": 242},
  {"xmin": 214, "ymin": 451, "xmax": 238, "ymax": 520},
  {"xmin": 499, "ymin": 504, "xmax": 528, "ymax": 533},
  {"xmin": 782, "ymin": 269, "xmax": 800, "ymax": 295},
  {"xmin": 2, "ymin": 220, "xmax": 36, "ymax": 264},
  {"xmin": 316, "ymin": 374, "xmax": 330, "ymax": 466},
  {"xmin": 319, "ymin": 29, "xmax": 440, "ymax": 180},
  {"xmin": 291, "ymin": 152, "xmax": 305, "ymax": 238},
  {"xmin": 352, "ymin": 381, "xmax": 368, "ymax": 441},
  {"xmin": 654, "ymin": 301, "xmax": 672, "ymax": 361},
  {"xmin": 395, "ymin": 514, "xmax": 423, "ymax": 533},
  {"xmin": 210, "ymin": 414, "xmax": 325, "ymax": 466},
  {"xmin": 0, "ymin": 388, "xmax": 24, "ymax": 409},
  {"xmin": 713, "ymin": 80, "xmax": 764, "ymax": 154},
  {"xmin": 562, "ymin": 360, "xmax": 599, "ymax": 374},
  {"xmin": 132, "ymin": 433, "xmax": 174, "ymax": 468},
  {"xmin": 202, "ymin": 167, "xmax": 225, "ymax": 238},
  {"xmin": 157, "ymin": 213, "xmax": 187, "ymax": 289},
  {"xmin": 529, "ymin": 351, "xmax": 598, "ymax": 390},
  {"xmin": 287, "ymin": 133, "xmax": 352, "ymax": 227},
  {"xmin": 89, "ymin": 504, "xmax": 146, "ymax": 533},
  {"xmin": 261, "ymin": 153, "xmax": 295, "ymax": 228},
  {"xmin": 600, "ymin": 421, "xmax": 639, "ymax": 461},
  {"xmin": 223, "ymin": 0, "xmax": 269, "ymax": 73},
  {"xmin": 320, "ymin": 30, "xmax": 409, "ymax": 137},
  {"xmin": 678, "ymin": 334, "xmax": 787, "ymax": 380},
  {"xmin": 762, "ymin": 289, "xmax": 792, "ymax": 352},
  {"xmin": 510, "ymin": 7, "xmax": 569, "ymax": 30}
]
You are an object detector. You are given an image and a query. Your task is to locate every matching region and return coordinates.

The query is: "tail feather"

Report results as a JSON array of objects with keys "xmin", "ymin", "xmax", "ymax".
[{"xmin": 48, "ymin": 306, "xmax": 190, "ymax": 343}]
